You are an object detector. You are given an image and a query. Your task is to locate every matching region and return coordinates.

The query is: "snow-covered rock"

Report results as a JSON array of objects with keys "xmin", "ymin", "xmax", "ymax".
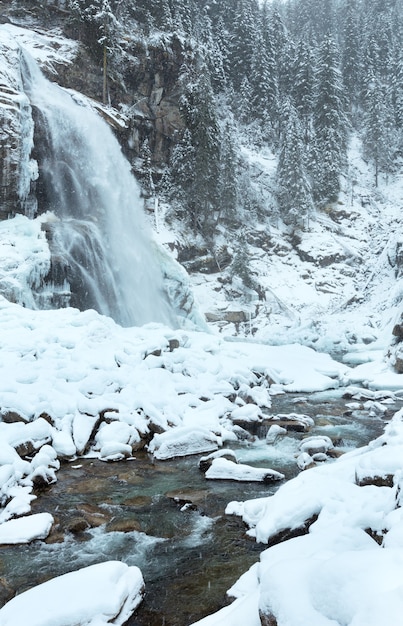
[
  {"xmin": 299, "ymin": 435, "xmax": 334, "ymax": 456},
  {"xmin": 216, "ymin": 408, "xmax": 403, "ymax": 626},
  {"xmin": 0, "ymin": 512, "xmax": 53, "ymax": 545},
  {"xmin": 205, "ymin": 457, "xmax": 284, "ymax": 483},
  {"xmin": 148, "ymin": 426, "xmax": 220, "ymax": 460},
  {"xmin": 265, "ymin": 424, "xmax": 287, "ymax": 443},
  {"xmin": 0, "ymin": 561, "xmax": 144, "ymax": 626}
]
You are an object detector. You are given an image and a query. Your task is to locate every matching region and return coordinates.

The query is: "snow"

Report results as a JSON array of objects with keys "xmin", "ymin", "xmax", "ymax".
[
  {"xmin": 205, "ymin": 457, "xmax": 285, "ymax": 482},
  {"xmin": 190, "ymin": 409, "xmax": 403, "ymax": 626},
  {"xmin": 149, "ymin": 426, "xmax": 220, "ymax": 460},
  {"xmin": 0, "ymin": 295, "xmax": 354, "ymax": 524},
  {"xmin": 1, "ymin": 23, "xmax": 78, "ymax": 73},
  {"xmin": 0, "ymin": 561, "xmax": 144, "ymax": 626},
  {"xmin": 0, "ymin": 512, "xmax": 53, "ymax": 545},
  {"xmin": 1, "ymin": 293, "xmax": 403, "ymax": 623},
  {"xmin": 1, "ymin": 17, "xmax": 403, "ymax": 626}
]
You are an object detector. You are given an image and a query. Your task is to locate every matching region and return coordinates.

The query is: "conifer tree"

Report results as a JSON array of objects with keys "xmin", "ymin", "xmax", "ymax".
[
  {"xmin": 276, "ymin": 100, "xmax": 313, "ymax": 228},
  {"xmin": 70, "ymin": 1, "xmax": 121, "ymax": 102},
  {"xmin": 311, "ymin": 35, "xmax": 347, "ymax": 203},
  {"xmin": 228, "ymin": 0, "xmax": 258, "ymax": 91},
  {"xmin": 218, "ymin": 115, "xmax": 240, "ymax": 226},
  {"xmin": 167, "ymin": 128, "xmax": 195, "ymax": 221},
  {"xmin": 177, "ymin": 62, "xmax": 221, "ymax": 233},
  {"xmin": 250, "ymin": 31, "xmax": 279, "ymax": 124},
  {"xmin": 341, "ymin": 0, "xmax": 362, "ymax": 115},
  {"xmin": 362, "ymin": 78, "xmax": 396, "ymax": 186},
  {"xmin": 291, "ymin": 40, "xmax": 315, "ymax": 144}
]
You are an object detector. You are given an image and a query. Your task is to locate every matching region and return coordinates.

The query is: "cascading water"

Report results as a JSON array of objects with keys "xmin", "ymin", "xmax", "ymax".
[{"xmin": 21, "ymin": 52, "xmax": 176, "ymax": 328}]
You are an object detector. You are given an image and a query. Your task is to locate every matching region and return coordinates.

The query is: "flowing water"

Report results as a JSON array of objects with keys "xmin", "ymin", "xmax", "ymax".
[
  {"xmin": 0, "ymin": 390, "xmax": 395, "ymax": 625},
  {"xmin": 21, "ymin": 53, "xmax": 175, "ymax": 328}
]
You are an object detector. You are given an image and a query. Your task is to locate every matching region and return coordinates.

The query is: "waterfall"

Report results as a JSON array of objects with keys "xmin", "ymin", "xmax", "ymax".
[{"xmin": 21, "ymin": 52, "xmax": 176, "ymax": 328}]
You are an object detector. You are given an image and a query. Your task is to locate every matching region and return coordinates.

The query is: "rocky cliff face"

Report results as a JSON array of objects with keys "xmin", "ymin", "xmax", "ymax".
[{"xmin": 57, "ymin": 33, "xmax": 189, "ymax": 169}]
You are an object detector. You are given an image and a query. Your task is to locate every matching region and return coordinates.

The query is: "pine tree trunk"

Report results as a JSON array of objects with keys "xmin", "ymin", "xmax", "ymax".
[{"xmin": 103, "ymin": 46, "xmax": 107, "ymax": 104}]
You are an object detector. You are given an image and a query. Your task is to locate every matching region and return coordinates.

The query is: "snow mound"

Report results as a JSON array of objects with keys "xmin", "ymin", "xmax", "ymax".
[{"xmin": 0, "ymin": 561, "xmax": 144, "ymax": 626}]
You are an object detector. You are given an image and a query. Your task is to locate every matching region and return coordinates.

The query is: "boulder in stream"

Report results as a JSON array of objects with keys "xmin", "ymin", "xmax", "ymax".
[
  {"xmin": 148, "ymin": 426, "xmax": 220, "ymax": 460},
  {"xmin": 205, "ymin": 458, "xmax": 285, "ymax": 483}
]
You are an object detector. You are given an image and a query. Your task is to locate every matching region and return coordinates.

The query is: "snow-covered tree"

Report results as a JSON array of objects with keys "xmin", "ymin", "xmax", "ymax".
[
  {"xmin": 277, "ymin": 101, "xmax": 313, "ymax": 228},
  {"xmin": 291, "ymin": 40, "xmax": 315, "ymax": 144},
  {"xmin": 311, "ymin": 35, "xmax": 348, "ymax": 203},
  {"xmin": 218, "ymin": 115, "xmax": 240, "ymax": 226},
  {"xmin": 68, "ymin": 0, "xmax": 120, "ymax": 101},
  {"xmin": 228, "ymin": 0, "xmax": 258, "ymax": 91},
  {"xmin": 177, "ymin": 62, "xmax": 221, "ymax": 233},
  {"xmin": 249, "ymin": 31, "xmax": 279, "ymax": 124},
  {"xmin": 362, "ymin": 78, "xmax": 396, "ymax": 186}
]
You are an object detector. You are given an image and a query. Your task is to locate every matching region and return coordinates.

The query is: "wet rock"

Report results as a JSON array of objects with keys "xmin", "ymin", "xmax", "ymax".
[
  {"xmin": 392, "ymin": 323, "xmax": 403, "ymax": 340},
  {"xmin": 76, "ymin": 503, "xmax": 112, "ymax": 528},
  {"xmin": 106, "ymin": 517, "xmax": 142, "ymax": 533},
  {"xmin": 121, "ymin": 495, "xmax": 152, "ymax": 507},
  {"xmin": 355, "ymin": 473, "xmax": 394, "ymax": 488},
  {"xmin": 37, "ymin": 412, "xmax": 55, "ymax": 426},
  {"xmin": 312, "ymin": 452, "xmax": 328, "ymax": 462},
  {"xmin": 0, "ymin": 410, "xmax": 27, "ymax": 424},
  {"xmin": 168, "ymin": 338, "xmax": 180, "ymax": 351},
  {"xmin": 66, "ymin": 516, "xmax": 90, "ymax": 534},
  {"xmin": 299, "ymin": 435, "xmax": 333, "ymax": 457},
  {"xmin": 165, "ymin": 488, "xmax": 209, "ymax": 511},
  {"xmin": 148, "ymin": 419, "xmax": 167, "ymax": 435},
  {"xmin": 297, "ymin": 452, "xmax": 315, "ymax": 471},
  {"xmin": 327, "ymin": 448, "xmax": 344, "ymax": 459},
  {"xmin": 259, "ymin": 611, "xmax": 278, "ymax": 626},
  {"xmin": 14, "ymin": 440, "xmax": 37, "ymax": 458},
  {"xmin": 99, "ymin": 442, "xmax": 133, "ymax": 462},
  {"xmin": 44, "ymin": 529, "xmax": 65, "ymax": 544},
  {"xmin": 148, "ymin": 426, "xmax": 219, "ymax": 460},
  {"xmin": 0, "ymin": 576, "xmax": 14, "ymax": 606},
  {"xmin": 72, "ymin": 413, "xmax": 102, "ymax": 455},
  {"xmin": 257, "ymin": 413, "xmax": 314, "ymax": 437},
  {"xmin": 342, "ymin": 387, "xmax": 396, "ymax": 402}
]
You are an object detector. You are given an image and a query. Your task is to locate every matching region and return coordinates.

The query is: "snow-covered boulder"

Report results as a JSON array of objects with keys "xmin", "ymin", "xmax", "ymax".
[
  {"xmin": 205, "ymin": 458, "xmax": 284, "ymax": 483},
  {"xmin": 99, "ymin": 442, "xmax": 133, "ymax": 462},
  {"xmin": 0, "ymin": 512, "xmax": 53, "ymax": 545},
  {"xmin": 148, "ymin": 426, "xmax": 220, "ymax": 460},
  {"xmin": 296, "ymin": 451, "xmax": 315, "ymax": 470},
  {"xmin": 299, "ymin": 435, "xmax": 334, "ymax": 456},
  {"xmin": 265, "ymin": 424, "xmax": 287, "ymax": 444},
  {"xmin": 269, "ymin": 412, "xmax": 314, "ymax": 432},
  {"xmin": 0, "ymin": 561, "xmax": 145, "ymax": 626}
]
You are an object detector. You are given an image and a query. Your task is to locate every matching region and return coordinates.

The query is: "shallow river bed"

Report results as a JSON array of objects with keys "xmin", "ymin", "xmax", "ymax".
[{"xmin": 0, "ymin": 389, "xmax": 396, "ymax": 625}]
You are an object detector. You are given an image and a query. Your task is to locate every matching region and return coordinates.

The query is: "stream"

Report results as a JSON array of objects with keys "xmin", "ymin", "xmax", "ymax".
[{"xmin": 0, "ymin": 388, "xmax": 397, "ymax": 625}]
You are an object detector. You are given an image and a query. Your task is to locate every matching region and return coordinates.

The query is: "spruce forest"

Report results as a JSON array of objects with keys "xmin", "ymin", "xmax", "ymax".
[{"xmin": 68, "ymin": 0, "xmax": 403, "ymax": 237}]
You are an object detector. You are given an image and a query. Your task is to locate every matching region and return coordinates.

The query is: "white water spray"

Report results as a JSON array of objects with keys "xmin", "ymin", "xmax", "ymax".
[{"xmin": 21, "ymin": 53, "xmax": 175, "ymax": 327}]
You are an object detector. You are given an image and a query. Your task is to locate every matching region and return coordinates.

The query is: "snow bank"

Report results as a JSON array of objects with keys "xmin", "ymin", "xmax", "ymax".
[
  {"xmin": 198, "ymin": 408, "xmax": 403, "ymax": 626},
  {"xmin": 0, "ymin": 296, "xmax": 354, "ymax": 530},
  {"xmin": 0, "ymin": 561, "xmax": 144, "ymax": 626}
]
